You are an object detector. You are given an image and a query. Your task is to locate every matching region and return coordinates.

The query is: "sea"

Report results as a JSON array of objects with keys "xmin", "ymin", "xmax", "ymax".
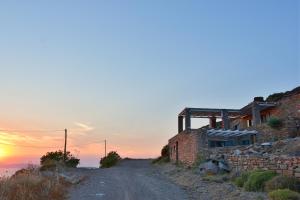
[
  {"xmin": 0, "ymin": 163, "xmax": 29, "ymax": 177},
  {"xmin": 0, "ymin": 167, "xmax": 20, "ymax": 177}
]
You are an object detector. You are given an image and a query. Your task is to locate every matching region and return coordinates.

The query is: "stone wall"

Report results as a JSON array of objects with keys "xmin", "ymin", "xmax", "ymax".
[
  {"xmin": 169, "ymin": 129, "xmax": 200, "ymax": 166},
  {"xmin": 227, "ymin": 155, "xmax": 300, "ymax": 178},
  {"xmin": 255, "ymin": 93, "xmax": 300, "ymax": 141},
  {"xmin": 199, "ymin": 142, "xmax": 300, "ymax": 179}
]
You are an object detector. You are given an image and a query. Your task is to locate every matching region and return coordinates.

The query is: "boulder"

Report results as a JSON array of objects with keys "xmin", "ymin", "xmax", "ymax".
[
  {"xmin": 199, "ymin": 159, "xmax": 231, "ymax": 175},
  {"xmin": 58, "ymin": 173, "xmax": 85, "ymax": 185},
  {"xmin": 199, "ymin": 160, "xmax": 219, "ymax": 175}
]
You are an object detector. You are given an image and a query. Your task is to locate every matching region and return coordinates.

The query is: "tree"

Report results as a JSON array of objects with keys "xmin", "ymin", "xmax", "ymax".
[
  {"xmin": 100, "ymin": 151, "xmax": 121, "ymax": 168},
  {"xmin": 161, "ymin": 145, "xmax": 169, "ymax": 158},
  {"xmin": 40, "ymin": 150, "xmax": 80, "ymax": 170}
]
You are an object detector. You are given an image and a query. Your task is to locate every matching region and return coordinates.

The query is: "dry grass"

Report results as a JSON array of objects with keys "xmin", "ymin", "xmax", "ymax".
[{"xmin": 0, "ymin": 166, "xmax": 68, "ymax": 200}]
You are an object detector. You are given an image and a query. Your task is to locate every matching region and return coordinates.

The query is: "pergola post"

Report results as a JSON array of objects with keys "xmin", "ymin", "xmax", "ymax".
[
  {"xmin": 178, "ymin": 116, "xmax": 184, "ymax": 133},
  {"xmin": 221, "ymin": 109, "xmax": 230, "ymax": 129},
  {"xmin": 209, "ymin": 116, "xmax": 217, "ymax": 129},
  {"xmin": 252, "ymin": 102, "xmax": 261, "ymax": 126},
  {"xmin": 185, "ymin": 110, "xmax": 191, "ymax": 131}
]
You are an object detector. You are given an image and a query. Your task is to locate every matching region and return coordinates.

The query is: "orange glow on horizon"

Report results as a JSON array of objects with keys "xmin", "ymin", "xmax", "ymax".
[{"xmin": 0, "ymin": 123, "xmax": 164, "ymax": 166}]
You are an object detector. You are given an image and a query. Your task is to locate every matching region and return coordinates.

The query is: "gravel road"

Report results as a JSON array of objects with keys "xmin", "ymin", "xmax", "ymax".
[{"xmin": 69, "ymin": 159, "xmax": 188, "ymax": 200}]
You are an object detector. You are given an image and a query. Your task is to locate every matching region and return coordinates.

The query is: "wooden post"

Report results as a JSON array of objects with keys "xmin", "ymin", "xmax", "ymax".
[
  {"xmin": 104, "ymin": 139, "xmax": 107, "ymax": 157},
  {"xmin": 64, "ymin": 129, "xmax": 67, "ymax": 162}
]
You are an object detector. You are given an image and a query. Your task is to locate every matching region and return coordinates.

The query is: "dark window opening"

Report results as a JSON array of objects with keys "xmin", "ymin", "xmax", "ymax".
[
  {"xmin": 241, "ymin": 140, "xmax": 250, "ymax": 145},
  {"xmin": 248, "ymin": 120, "xmax": 252, "ymax": 127}
]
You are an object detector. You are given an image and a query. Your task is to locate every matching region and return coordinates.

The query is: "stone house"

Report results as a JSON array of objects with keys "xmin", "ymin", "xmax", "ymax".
[{"xmin": 168, "ymin": 87, "xmax": 300, "ymax": 165}]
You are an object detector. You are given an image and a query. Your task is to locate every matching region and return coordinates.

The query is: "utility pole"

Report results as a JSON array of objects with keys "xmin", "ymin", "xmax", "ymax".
[
  {"xmin": 64, "ymin": 129, "xmax": 67, "ymax": 162},
  {"xmin": 104, "ymin": 139, "xmax": 107, "ymax": 157}
]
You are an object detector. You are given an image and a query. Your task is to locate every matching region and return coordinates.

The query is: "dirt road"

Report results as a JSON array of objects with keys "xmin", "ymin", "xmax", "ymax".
[{"xmin": 69, "ymin": 159, "xmax": 188, "ymax": 200}]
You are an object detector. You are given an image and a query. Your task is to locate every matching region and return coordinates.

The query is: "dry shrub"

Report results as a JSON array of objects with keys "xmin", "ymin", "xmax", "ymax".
[
  {"xmin": 0, "ymin": 169, "xmax": 67, "ymax": 200},
  {"xmin": 265, "ymin": 175, "xmax": 300, "ymax": 193},
  {"xmin": 269, "ymin": 189, "xmax": 300, "ymax": 200}
]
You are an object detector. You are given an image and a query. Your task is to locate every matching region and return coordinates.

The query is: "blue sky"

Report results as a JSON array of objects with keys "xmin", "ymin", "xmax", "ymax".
[{"xmin": 0, "ymin": 0, "xmax": 299, "ymax": 165}]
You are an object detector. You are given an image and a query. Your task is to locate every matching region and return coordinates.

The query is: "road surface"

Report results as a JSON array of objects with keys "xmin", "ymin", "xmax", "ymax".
[{"xmin": 69, "ymin": 159, "xmax": 188, "ymax": 200}]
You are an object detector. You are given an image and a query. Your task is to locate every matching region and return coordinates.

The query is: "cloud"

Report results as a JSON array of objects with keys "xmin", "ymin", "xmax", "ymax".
[
  {"xmin": 0, "ymin": 131, "xmax": 62, "ymax": 147},
  {"xmin": 74, "ymin": 122, "xmax": 94, "ymax": 132},
  {"xmin": 0, "ymin": 131, "xmax": 39, "ymax": 144}
]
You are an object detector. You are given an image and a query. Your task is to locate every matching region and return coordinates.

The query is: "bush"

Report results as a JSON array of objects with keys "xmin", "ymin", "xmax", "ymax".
[
  {"xmin": 152, "ymin": 145, "xmax": 170, "ymax": 164},
  {"xmin": 40, "ymin": 150, "xmax": 80, "ymax": 170},
  {"xmin": 161, "ymin": 145, "xmax": 169, "ymax": 158},
  {"xmin": 234, "ymin": 171, "xmax": 250, "ymax": 187},
  {"xmin": 266, "ymin": 175, "xmax": 300, "ymax": 193},
  {"xmin": 244, "ymin": 170, "xmax": 277, "ymax": 192},
  {"xmin": 269, "ymin": 189, "xmax": 300, "ymax": 200},
  {"xmin": 268, "ymin": 117, "xmax": 283, "ymax": 129},
  {"xmin": 266, "ymin": 93, "xmax": 285, "ymax": 102},
  {"xmin": 100, "ymin": 151, "xmax": 121, "ymax": 168}
]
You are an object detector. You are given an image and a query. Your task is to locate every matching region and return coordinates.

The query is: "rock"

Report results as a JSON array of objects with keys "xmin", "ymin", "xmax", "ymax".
[
  {"xmin": 59, "ymin": 173, "xmax": 85, "ymax": 184},
  {"xmin": 199, "ymin": 159, "xmax": 231, "ymax": 175},
  {"xmin": 233, "ymin": 149, "xmax": 241, "ymax": 156},
  {"xmin": 294, "ymin": 167, "xmax": 300, "ymax": 173},
  {"xmin": 199, "ymin": 160, "xmax": 219, "ymax": 175},
  {"xmin": 261, "ymin": 142, "xmax": 272, "ymax": 147},
  {"xmin": 218, "ymin": 161, "xmax": 230, "ymax": 172}
]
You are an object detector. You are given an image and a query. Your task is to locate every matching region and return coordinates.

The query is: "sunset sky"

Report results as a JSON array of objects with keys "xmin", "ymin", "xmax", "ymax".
[{"xmin": 0, "ymin": 1, "xmax": 299, "ymax": 167}]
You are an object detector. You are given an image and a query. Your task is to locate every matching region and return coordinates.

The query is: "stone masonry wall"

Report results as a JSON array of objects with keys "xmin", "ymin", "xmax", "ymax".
[
  {"xmin": 227, "ymin": 155, "xmax": 300, "ymax": 178},
  {"xmin": 200, "ymin": 143, "xmax": 300, "ymax": 179},
  {"xmin": 169, "ymin": 130, "xmax": 199, "ymax": 166},
  {"xmin": 255, "ymin": 93, "xmax": 300, "ymax": 141}
]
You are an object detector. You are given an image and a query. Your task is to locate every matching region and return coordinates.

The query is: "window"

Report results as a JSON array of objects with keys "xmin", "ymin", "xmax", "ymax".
[
  {"xmin": 247, "ymin": 120, "xmax": 252, "ymax": 127},
  {"xmin": 224, "ymin": 140, "xmax": 234, "ymax": 146},
  {"xmin": 234, "ymin": 125, "xmax": 238, "ymax": 130},
  {"xmin": 241, "ymin": 140, "xmax": 250, "ymax": 145}
]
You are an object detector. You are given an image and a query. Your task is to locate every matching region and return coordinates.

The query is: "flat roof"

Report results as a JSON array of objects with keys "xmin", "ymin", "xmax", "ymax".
[
  {"xmin": 240, "ymin": 102, "xmax": 277, "ymax": 116},
  {"xmin": 179, "ymin": 107, "xmax": 241, "ymax": 118}
]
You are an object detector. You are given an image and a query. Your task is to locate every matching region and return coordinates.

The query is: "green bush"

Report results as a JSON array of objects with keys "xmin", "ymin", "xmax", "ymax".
[
  {"xmin": 100, "ymin": 151, "xmax": 121, "ymax": 168},
  {"xmin": 152, "ymin": 145, "xmax": 170, "ymax": 164},
  {"xmin": 268, "ymin": 117, "xmax": 283, "ymax": 129},
  {"xmin": 234, "ymin": 171, "xmax": 250, "ymax": 187},
  {"xmin": 161, "ymin": 145, "xmax": 169, "ymax": 158},
  {"xmin": 244, "ymin": 170, "xmax": 277, "ymax": 192},
  {"xmin": 269, "ymin": 189, "xmax": 300, "ymax": 200},
  {"xmin": 266, "ymin": 92, "xmax": 285, "ymax": 102},
  {"xmin": 266, "ymin": 175, "xmax": 300, "ymax": 193},
  {"xmin": 40, "ymin": 150, "xmax": 80, "ymax": 170}
]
